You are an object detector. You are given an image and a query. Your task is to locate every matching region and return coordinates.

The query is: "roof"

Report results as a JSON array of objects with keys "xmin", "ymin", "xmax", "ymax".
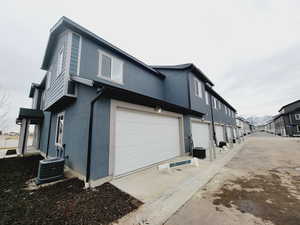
[
  {"xmin": 151, "ymin": 63, "xmax": 214, "ymax": 86},
  {"xmin": 41, "ymin": 17, "xmax": 164, "ymax": 79},
  {"xmin": 278, "ymin": 99, "xmax": 300, "ymax": 112},
  {"xmin": 205, "ymin": 85, "xmax": 237, "ymax": 112},
  {"xmin": 29, "ymin": 83, "xmax": 42, "ymax": 98}
]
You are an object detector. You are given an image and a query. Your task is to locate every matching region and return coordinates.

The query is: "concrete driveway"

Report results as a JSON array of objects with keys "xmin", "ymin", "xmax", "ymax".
[
  {"xmin": 112, "ymin": 141, "xmax": 245, "ymax": 225},
  {"xmin": 164, "ymin": 133, "xmax": 300, "ymax": 225}
]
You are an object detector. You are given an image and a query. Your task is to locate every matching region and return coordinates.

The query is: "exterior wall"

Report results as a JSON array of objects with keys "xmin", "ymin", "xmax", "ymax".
[
  {"xmin": 78, "ymin": 37, "xmax": 165, "ymax": 100},
  {"xmin": 44, "ymin": 84, "xmax": 111, "ymax": 180},
  {"xmin": 44, "ymin": 31, "xmax": 69, "ymax": 109},
  {"xmin": 39, "ymin": 111, "xmax": 51, "ymax": 154},
  {"xmin": 158, "ymin": 69, "xmax": 190, "ymax": 108},
  {"xmin": 189, "ymin": 71, "xmax": 235, "ymax": 126}
]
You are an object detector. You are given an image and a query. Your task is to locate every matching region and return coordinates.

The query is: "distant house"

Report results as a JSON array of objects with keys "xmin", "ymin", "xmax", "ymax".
[
  {"xmin": 236, "ymin": 117, "xmax": 252, "ymax": 136},
  {"xmin": 16, "ymin": 17, "xmax": 238, "ymax": 187},
  {"xmin": 274, "ymin": 100, "xmax": 300, "ymax": 136}
]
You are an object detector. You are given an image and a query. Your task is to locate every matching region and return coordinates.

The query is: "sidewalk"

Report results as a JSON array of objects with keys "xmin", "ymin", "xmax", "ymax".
[{"xmin": 113, "ymin": 141, "xmax": 246, "ymax": 225}]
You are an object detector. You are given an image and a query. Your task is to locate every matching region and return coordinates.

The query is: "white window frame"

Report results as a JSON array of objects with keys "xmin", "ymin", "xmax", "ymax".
[
  {"xmin": 295, "ymin": 114, "xmax": 300, "ymax": 120},
  {"xmin": 56, "ymin": 47, "xmax": 64, "ymax": 77},
  {"xmin": 194, "ymin": 78, "xmax": 203, "ymax": 98},
  {"xmin": 46, "ymin": 71, "xmax": 51, "ymax": 90},
  {"xmin": 205, "ymin": 91, "xmax": 209, "ymax": 105},
  {"xmin": 55, "ymin": 112, "xmax": 65, "ymax": 146},
  {"xmin": 213, "ymin": 97, "xmax": 217, "ymax": 109},
  {"xmin": 98, "ymin": 50, "xmax": 123, "ymax": 84}
]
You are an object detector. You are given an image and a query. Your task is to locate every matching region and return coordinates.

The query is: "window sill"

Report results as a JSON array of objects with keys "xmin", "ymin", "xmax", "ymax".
[{"xmin": 97, "ymin": 74, "xmax": 123, "ymax": 85}]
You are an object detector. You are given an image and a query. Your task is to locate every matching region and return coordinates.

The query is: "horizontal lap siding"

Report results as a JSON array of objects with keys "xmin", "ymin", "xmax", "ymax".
[{"xmin": 45, "ymin": 32, "xmax": 68, "ymax": 109}]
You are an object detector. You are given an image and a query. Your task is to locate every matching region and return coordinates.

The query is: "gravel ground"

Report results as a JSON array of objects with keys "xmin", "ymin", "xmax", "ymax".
[
  {"xmin": 0, "ymin": 155, "xmax": 142, "ymax": 225},
  {"xmin": 165, "ymin": 132, "xmax": 300, "ymax": 225}
]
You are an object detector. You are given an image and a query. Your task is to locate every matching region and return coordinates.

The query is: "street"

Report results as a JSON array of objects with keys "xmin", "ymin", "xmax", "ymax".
[{"xmin": 165, "ymin": 133, "xmax": 300, "ymax": 225}]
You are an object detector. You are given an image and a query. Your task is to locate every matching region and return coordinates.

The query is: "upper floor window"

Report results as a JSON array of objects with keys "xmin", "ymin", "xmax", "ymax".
[
  {"xmin": 57, "ymin": 47, "xmax": 64, "ymax": 77},
  {"xmin": 98, "ymin": 50, "xmax": 123, "ymax": 84},
  {"xmin": 205, "ymin": 91, "xmax": 209, "ymax": 105},
  {"xmin": 46, "ymin": 72, "xmax": 51, "ymax": 90},
  {"xmin": 213, "ymin": 97, "xmax": 217, "ymax": 109},
  {"xmin": 225, "ymin": 106, "xmax": 228, "ymax": 115},
  {"xmin": 219, "ymin": 101, "xmax": 222, "ymax": 110},
  {"xmin": 295, "ymin": 114, "xmax": 300, "ymax": 120},
  {"xmin": 194, "ymin": 78, "xmax": 203, "ymax": 98}
]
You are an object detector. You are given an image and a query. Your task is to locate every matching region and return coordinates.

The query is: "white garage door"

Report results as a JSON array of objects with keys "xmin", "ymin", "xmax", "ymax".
[
  {"xmin": 114, "ymin": 108, "xmax": 181, "ymax": 176},
  {"xmin": 215, "ymin": 125, "xmax": 224, "ymax": 144},
  {"xmin": 191, "ymin": 121, "xmax": 210, "ymax": 149},
  {"xmin": 226, "ymin": 127, "xmax": 232, "ymax": 139}
]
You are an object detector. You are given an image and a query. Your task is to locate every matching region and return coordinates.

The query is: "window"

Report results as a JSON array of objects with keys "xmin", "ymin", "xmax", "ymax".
[
  {"xmin": 295, "ymin": 114, "xmax": 300, "ymax": 120},
  {"xmin": 98, "ymin": 50, "xmax": 123, "ymax": 83},
  {"xmin": 55, "ymin": 113, "xmax": 64, "ymax": 146},
  {"xmin": 297, "ymin": 125, "xmax": 300, "ymax": 132},
  {"xmin": 57, "ymin": 48, "xmax": 64, "ymax": 77},
  {"xmin": 194, "ymin": 78, "xmax": 203, "ymax": 98},
  {"xmin": 213, "ymin": 97, "xmax": 217, "ymax": 109},
  {"xmin": 205, "ymin": 91, "xmax": 209, "ymax": 105},
  {"xmin": 219, "ymin": 101, "xmax": 222, "ymax": 110},
  {"xmin": 46, "ymin": 72, "xmax": 51, "ymax": 89},
  {"xmin": 225, "ymin": 106, "xmax": 227, "ymax": 115}
]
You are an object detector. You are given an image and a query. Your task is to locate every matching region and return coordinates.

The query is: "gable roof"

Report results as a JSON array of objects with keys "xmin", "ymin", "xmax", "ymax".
[
  {"xmin": 151, "ymin": 63, "xmax": 214, "ymax": 86},
  {"xmin": 41, "ymin": 17, "xmax": 165, "ymax": 79},
  {"xmin": 278, "ymin": 99, "xmax": 300, "ymax": 112}
]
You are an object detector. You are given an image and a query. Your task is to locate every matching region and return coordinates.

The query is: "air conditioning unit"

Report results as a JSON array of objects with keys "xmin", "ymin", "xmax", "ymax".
[
  {"xmin": 193, "ymin": 147, "xmax": 206, "ymax": 159},
  {"xmin": 35, "ymin": 158, "xmax": 65, "ymax": 185}
]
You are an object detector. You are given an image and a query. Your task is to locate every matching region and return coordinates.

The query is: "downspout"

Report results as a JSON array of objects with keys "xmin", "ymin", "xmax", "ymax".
[
  {"xmin": 46, "ymin": 112, "xmax": 52, "ymax": 158},
  {"xmin": 209, "ymin": 94, "xmax": 217, "ymax": 145},
  {"xmin": 85, "ymin": 87, "xmax": 105, "ymax": 187}
]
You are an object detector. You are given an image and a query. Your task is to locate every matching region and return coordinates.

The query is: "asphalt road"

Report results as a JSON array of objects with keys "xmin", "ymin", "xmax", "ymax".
[{"xmin": 165, "ymin": 132, "xmax": 300, "ymax": 225}]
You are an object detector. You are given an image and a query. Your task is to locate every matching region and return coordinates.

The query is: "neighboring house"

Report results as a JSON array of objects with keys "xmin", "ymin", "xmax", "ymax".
[
  {"xmin": 259, "ymin": 120, "xmax": 275, "ymax": 134},
  {"xmin": 236, "ymin": 117, "xmax": 254, "ymax": 136},
  {"xmin": 273, "ymin": 100, "xmax": 300, "ymax": 137},
  {"xmin": 16, "ymin": 17, "xmax": 237, "ymax": 187}
]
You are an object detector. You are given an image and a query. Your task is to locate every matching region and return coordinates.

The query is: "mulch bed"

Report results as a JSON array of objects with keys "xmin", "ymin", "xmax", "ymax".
[{"xmin": 0, "ymin": 155, "xmax": 142, "ymax": 225}]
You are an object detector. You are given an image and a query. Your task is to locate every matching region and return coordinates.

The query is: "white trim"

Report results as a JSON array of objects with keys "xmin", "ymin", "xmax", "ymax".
[
  {"xmin": 297, "ymin": 125, "xmax": 300, "ymax": 132},
  {"xmin": 295, "ymin": 114, "xmax": 300, "ymax": 120},
  {"xmin": 97, "ymin": 50, "xmax": 123, "ymax": 85},
  {"xmin": 56, "ymin": 47, "xmax": 64, "ymax": 77},
  {"xmin": 109, "ymin": 100, "xmax": 184, "ymax": 177},
  {"xmin": 55, "ymin": 112, "xmax": 65, "ymax": 147},
  {"xmin": 76, "ymin": 33, "xmax": 82, "ymax": 75},
  {"xmin": 194, "ymin": 78, "xmax": 202, "ymax": 98}
]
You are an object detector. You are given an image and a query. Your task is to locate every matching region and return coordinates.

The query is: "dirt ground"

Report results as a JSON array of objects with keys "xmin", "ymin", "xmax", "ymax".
[
  {"xmin": 165, "ymin": 132, "xmax": 300, "ymax": 225},
  {"xmin": 0, "ymin": 155, "xmax": 142, "ymax": 225}
]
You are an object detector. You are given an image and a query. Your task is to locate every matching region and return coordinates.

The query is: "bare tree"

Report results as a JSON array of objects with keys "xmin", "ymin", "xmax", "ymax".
[{"xmin": 0, "ymin": 90, "xmax": 10, "ymax": 132}]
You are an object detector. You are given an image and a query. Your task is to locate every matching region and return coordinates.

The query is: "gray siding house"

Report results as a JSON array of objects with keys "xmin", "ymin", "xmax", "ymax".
[
  {"xmin": 274, "ymin": 100, "xmax": 300, "ymax": 136},
  {"xmin": 16, "ymin": 17, "xmax": 237, "ymax": 187}
]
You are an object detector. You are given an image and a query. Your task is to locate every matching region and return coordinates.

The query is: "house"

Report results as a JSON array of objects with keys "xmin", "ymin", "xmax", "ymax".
[
  {"xmin": 274, "ymin": 100, "xmax": 300, "ymax": 136},
  {"xmin": 16, "ymin": 17, "xmax": 237, "ymax": 187},
  {"xmin": 236, "ymin": 117, "xmax": 252, "ymax": 136}
]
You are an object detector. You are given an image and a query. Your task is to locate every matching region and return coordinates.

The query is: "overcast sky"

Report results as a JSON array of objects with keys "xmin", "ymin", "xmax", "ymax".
[{"xmin": 1, "ymin": 0, "xmax": 300, "ymax": 131}]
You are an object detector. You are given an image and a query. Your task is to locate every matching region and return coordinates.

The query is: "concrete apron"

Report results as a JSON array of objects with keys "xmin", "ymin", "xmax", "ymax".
[{"xmin": 112, "ymin": 142, "xmax": 245, "ymax": 225}]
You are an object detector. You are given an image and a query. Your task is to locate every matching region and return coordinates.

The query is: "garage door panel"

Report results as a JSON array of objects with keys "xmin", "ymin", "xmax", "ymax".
[
  {"xmin": 215, "ymin": 125, "xmax": 224, "ymax": 144},
  {"xmin": 191, "ymin": 122, "xmax": 210, "ymax": 149},
  {"xmin": 114, "ymin": 108, "xmax": 181, "ymax": 176}
]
